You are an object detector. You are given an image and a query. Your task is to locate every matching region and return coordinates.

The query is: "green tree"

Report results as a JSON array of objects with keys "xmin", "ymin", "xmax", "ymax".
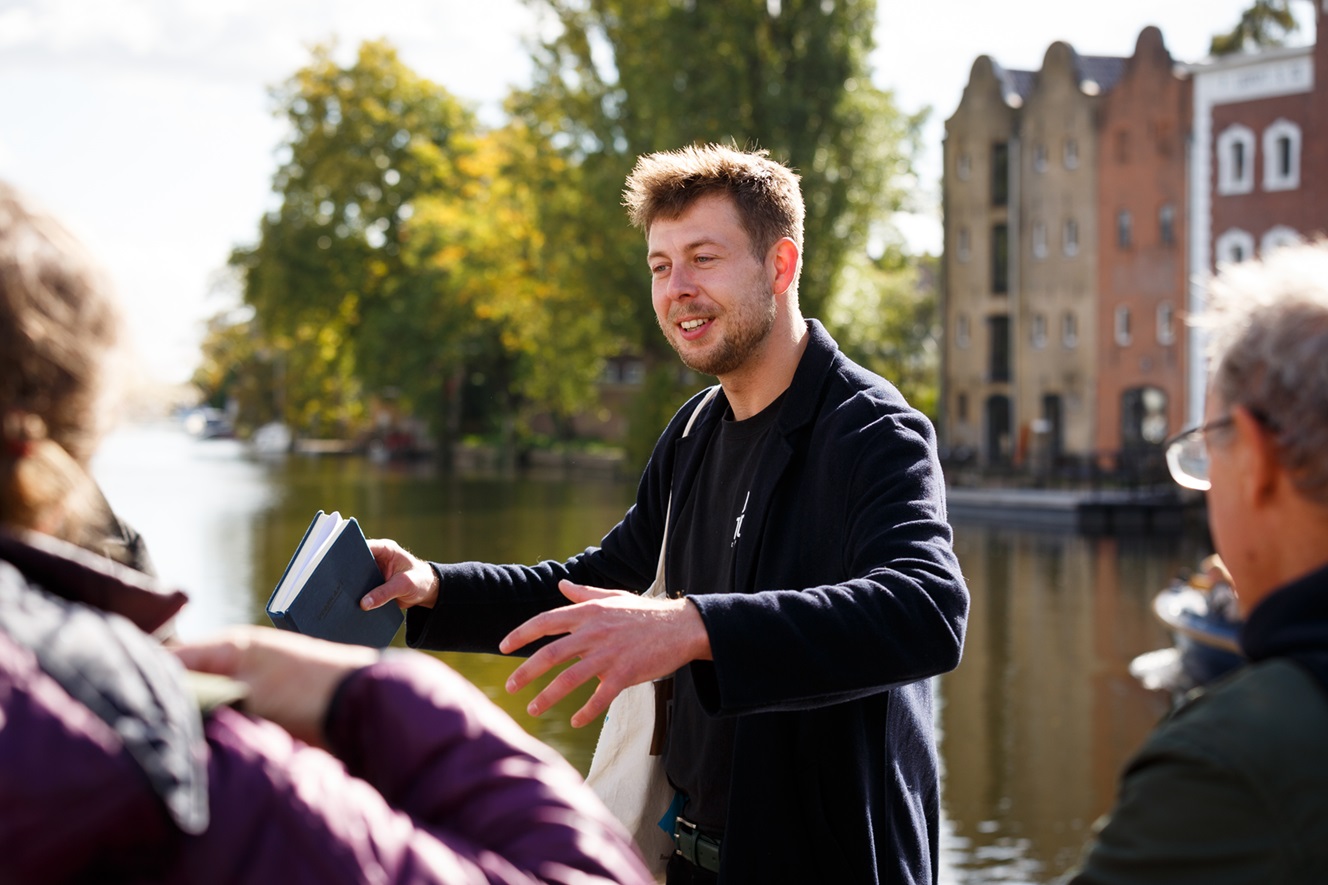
[
  {"xmin": 232, "ymin": 39, "xmax": 489, "ymax": 443},
  {"xmin": 828, "ymin": 246, "xmax": 939, "ymax": 419},
  {"xmin": 509, "ymin": 0, "xmax": 926, "ymax": 463},
  {"xmin": 1210, "ymin": 0, "xmax": 1300, "ymax": 55},
  {"xmin": 517, "ymin": 0, "xmax": 922, "ymax": 318}
]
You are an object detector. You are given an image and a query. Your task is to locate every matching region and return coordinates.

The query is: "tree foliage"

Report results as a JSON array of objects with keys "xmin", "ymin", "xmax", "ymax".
[
  {"xmin": 1210, "ymin": 0, "xmax": 1300, "ymax": 55},
  {"xmin": 209, "ymin": 14, "xmax": 934, "ymax": 460},
  {"xmin": 510, "ymin": 0, "xmax": 926, "ymax": 371},
  {"xmin": 230, "ymin": 40, "xmax": 504, "ymax": 441},
  {"xmin": 827, "ymin": 246, "xmax": 939, "ymax": 418}
]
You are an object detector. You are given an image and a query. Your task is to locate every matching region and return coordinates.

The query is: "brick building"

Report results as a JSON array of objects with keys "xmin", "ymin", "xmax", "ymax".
[
  {"xmin": 942, "ymin": 40, "xmax": 1133, "ymax": 470},
  {"xmin": 941, "ymin": 8, "xmax": 1324, "ymax": 475},
  {"xmin": 1094, "ymin": 28, "xmax": 1191, "ymax": 461},
  {"xmin": 1184, "ymin": 1, "xmax": 1328, "ymax": 424}
]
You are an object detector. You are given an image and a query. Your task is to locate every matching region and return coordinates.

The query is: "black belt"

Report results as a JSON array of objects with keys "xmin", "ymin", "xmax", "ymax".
[{"xmin": 672, "ymin": 815, "xmax": 722, "ymax": 873}]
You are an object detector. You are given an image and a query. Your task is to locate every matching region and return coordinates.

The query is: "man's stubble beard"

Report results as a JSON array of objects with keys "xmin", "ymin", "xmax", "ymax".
[{"xmin": 661, "ymin": 282, "xmax": 777, "ymax": 378}]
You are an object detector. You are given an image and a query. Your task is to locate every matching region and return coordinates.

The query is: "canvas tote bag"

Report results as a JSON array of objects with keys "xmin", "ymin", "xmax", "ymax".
[{"xmin": 586, "ymin": 385, "xmax": 719, "ymax": 874}]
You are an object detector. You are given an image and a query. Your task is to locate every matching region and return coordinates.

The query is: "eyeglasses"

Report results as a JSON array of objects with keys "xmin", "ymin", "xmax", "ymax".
[
  {"xmin": 1163, "ymin": 409, "xmax": 1278, "ymax": 490},
  {"xmin": 1163, "ymin": 416, "xmax": 1236, "ymax": 490}
]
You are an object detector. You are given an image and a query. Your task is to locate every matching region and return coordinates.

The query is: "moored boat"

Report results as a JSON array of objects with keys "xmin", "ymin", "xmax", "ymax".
[{"xmin": 1130, "ymin": 557, "xmax": 1244, "ymax": 697}]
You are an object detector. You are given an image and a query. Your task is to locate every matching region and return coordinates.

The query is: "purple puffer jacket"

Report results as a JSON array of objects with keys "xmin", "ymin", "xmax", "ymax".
[{"xmin": 0, "ymin": 529, "xmax": 652, "ymax": 885}]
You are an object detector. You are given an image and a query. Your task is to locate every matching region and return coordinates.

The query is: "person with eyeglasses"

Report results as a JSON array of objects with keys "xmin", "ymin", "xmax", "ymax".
[{"xmin": 1067, "ymin": 238, "xmax": 1328, "ymax": 884}]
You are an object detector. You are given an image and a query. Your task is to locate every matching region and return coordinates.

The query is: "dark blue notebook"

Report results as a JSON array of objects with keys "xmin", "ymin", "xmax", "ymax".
[{"xmin": 265, "ymin": 510, "xmax": 402, "ymax": 648}]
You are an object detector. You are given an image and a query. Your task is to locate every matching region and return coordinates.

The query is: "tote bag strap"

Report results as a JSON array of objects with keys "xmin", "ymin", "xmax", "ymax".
[{"xmin": 645, "ymin": 385, "xmax": 720, "ymax": 600}]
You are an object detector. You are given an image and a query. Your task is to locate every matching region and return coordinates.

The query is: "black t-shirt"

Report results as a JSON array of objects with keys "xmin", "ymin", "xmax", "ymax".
[{"xmin": 662, "ymin": 393, "xmax": 782, "ymax": 833}]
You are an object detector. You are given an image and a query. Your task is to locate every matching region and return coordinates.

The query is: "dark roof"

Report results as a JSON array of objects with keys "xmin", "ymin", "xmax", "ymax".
[
  {"xmin": 990, "ymin": 60, "xmax": 1038, "ymax": 104},
  {"xmin": 1074, "ymin": 54, "xmax": 1128, "ymax": 93}
]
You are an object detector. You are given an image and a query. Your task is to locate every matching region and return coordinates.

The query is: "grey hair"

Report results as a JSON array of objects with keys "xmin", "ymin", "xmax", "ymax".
[{"xmin": 1195, "ymin": 237, "xmax": 1328, "ymax": 504}]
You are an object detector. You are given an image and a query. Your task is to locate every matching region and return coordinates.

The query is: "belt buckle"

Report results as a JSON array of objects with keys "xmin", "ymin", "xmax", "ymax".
[
  {"xmin": 672, "ymin": 815, "xmax": 720, "ymax": 872},
  {"xmin": 673, "ymin": 815, "xmax": 701, "ymax": 863}
]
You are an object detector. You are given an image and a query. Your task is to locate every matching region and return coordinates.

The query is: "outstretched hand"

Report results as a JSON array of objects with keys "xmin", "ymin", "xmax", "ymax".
[
  {"xmin": 360, "ymin": 538, "xmax": 439, "ymax": 611},
  {"xmin": 500, "ymin": 580, "xmax": 711, "ymax": 728}
]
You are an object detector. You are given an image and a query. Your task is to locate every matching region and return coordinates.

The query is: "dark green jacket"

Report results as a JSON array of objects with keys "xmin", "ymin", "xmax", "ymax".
[{"xmin": 1071, "ymin": 567, "xmax": 1328, "ymax": 884}]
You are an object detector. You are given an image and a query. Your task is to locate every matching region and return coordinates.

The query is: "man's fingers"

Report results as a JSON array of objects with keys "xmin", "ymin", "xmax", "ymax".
[
  {"xmin": 505, "ymin": 630, "xmax": 584, "ymax": 692},
  {"xmin": 360, "ymin": 540, "xmax": 437, "ymax": 610},
  {"xmin": 558, "ymin": 579, "xmax": 617, "ymax": 602},
  {"xmin": 360, "ymin": 573, "xmax": 413, "ymax": 611},
  {"xmin": 500, "ymin": 607, "xmax": 573, "ymax": 654},
  {"xmin": 504, "ymin": 644, "xmax": 553, "ymax": 693},
  {"xmin": 366, "ymin": 538, "xmax": 400, "ymax": 572},
  {"xmin": 525, "ymin": 658, "xmax": 604, "ymax": 718},
  {"xmin": 502, "ymin": 583, "xmax": 629, "ymax": 652},
  {"xmin": 571, "ymin": 680, "xmax": 621, "ymax": 729}
]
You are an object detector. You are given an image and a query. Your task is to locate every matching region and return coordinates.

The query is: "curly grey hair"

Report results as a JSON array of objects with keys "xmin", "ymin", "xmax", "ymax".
[{"xmin": 1196, "ymin": 237, "xmax": 1328, "ymax": 505}]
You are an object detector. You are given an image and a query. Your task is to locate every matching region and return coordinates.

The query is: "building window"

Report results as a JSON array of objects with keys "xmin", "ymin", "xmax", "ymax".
[
  {"xmin": 956, "ymin": 313, "xmax": 971, "ymax": 349},
  {"xmin": 989, "ymin": 314, "xmax": 1011, "ymax": 383},
  {"xmin": 957, "ymin": 391, "xmax": 969, "ymax": 422},
  {"xmin": 601, "ymin": 357, "xmax": 646, "ymax": 384},
  {"xmin": 1159, "ymin": 203, "xmax": 1176, "ymax": 246},
  {"xmin": 1115, "ymin": 306, "xmax": 1132, "ymax": 347},
  {"xmin": 991, "ymin": 142, "xmax": 1009, "ymax": 207},
  {"xmin": 1262, "ymin": 119, "xmax": 1301, "ymax": 191},
  {"xmin": 1063, "ymin": 137, "xmax": 1079, "ymax": 169},
  {"xmin": 1062, "ymin": 311, "xmax": 1079, "ymax": 349},
  {"xmin": 1115, "ymin": 130, "xmax": 1130, "ymax": 164},
  {"xmin": 957, "ymin": 226, "xmax": 971, "ymax": 262},
  {"xmin": 1063, "ymin": 218, "xmax": 1079, "ymax": 257},
  {"xmin": 1261, "ymin": 225, "xmax": 1301, "ymax": 256},
  {"xmin": 1031, "ymin": 313, "xmax": 1047, "ymax": 349},
  {"xmin": 1032, "ymin": 220, "xmax": 1047, "ymax": 258},
  {"xmin": 1215, "ymin": 228, "xmax": 1255, "ymax": 266},
  {"xmin": 1117, "ymin": 211, "xmax": 1133, "ymax": 249},
  {"xmin": 957, "ymin": 152, "xmax": 972, "ymax": 181},
  {"xmin": 1157, "ymin": 302, "xmax": 1175, "ymax": 346},
  {"xmin": 1033, "ymin": 142, "xmax": 1048, "ymax": 173},
  {"xmin": 992, "ymin": 223, "xmax": 1009, "ymax": 294},
  {"xmin": 1217, "ymin": 124, "xmax": 1256, "ymax": 195}
]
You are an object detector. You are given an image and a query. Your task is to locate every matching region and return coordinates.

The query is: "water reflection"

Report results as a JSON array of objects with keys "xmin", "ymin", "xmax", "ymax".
[
  {"xmin": 938, "ymin": 521, "xmax": 1208, "ymax": 883},
  {"xmin": 91, "ymin": 420, "xmax": 634, "ymax": 772},
  {"xmin": 91, "ymin": 422, "xmax": 1213, "ymax": 883}
]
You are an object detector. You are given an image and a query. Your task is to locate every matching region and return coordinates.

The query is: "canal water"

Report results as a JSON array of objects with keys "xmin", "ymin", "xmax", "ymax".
[{"xmin": 91, "ymin": 421, "xmax": 1211, "ymax": 884}]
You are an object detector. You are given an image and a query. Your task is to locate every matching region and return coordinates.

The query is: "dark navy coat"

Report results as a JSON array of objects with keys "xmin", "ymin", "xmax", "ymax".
[{"xmin": 410, "ymin": 320, "xmax": 970, "ymax": 884}]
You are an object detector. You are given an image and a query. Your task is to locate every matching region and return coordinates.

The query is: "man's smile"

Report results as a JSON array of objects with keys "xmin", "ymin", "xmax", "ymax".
[{"xmin": 676, "ymin": 316, "xmax": 714, "ymax": 340}]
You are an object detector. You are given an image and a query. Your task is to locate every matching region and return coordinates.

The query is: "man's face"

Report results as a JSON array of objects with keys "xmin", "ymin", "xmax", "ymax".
[
  {"xmin": 1202, "ymin": 394, "xmax": 1249, "ymax": 611},
  {"xmin": 646, "ymin": 193, "xmax": 777, "ymax": 378}
]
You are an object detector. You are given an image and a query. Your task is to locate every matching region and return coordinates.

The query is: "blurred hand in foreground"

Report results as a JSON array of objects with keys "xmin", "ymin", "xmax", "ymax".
[{"xmin": 172, "ymin": 626, "xmax": 377, "ymax": 750}]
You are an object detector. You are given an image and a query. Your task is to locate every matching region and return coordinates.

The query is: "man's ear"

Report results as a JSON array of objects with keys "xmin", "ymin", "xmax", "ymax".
[
  {"xmin": 1231, "ymin": 405, "xmax": 1280, "ymax": 505},
  {"xmin": 770, "ymin": 237, "xmax": 800, "ymax": 297}
]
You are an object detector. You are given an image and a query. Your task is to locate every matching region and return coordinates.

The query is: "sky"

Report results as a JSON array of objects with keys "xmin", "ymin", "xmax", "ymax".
[{"xmin": 0, "ymin": 0, "xmax": 1315, "ymax": 388}]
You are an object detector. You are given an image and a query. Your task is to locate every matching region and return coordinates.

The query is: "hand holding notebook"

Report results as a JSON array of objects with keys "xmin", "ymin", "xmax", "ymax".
[{"xmin": 265, "ymin": 510, "xmax": 403, "ymax": 648}]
